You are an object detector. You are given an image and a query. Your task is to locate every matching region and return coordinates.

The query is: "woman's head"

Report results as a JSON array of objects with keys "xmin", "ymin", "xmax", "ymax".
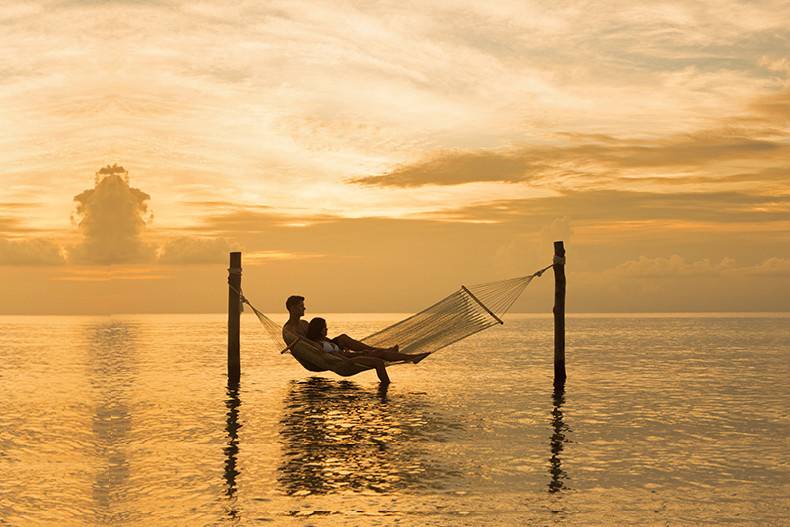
[{"xmin": 306, "ymin": 317, "xmax": 327, "ymax": 341}]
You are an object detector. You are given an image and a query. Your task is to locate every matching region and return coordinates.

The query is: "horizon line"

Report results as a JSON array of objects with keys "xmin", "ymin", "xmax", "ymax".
[{"xmin": 1, "ymin": 311, "xmax": 789, "ymax": 317}]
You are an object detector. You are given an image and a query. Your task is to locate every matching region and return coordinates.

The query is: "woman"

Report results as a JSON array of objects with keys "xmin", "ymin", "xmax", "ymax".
[{"xmin": 306, "ymin": 317, "xmax": 429, "ymax": 364}]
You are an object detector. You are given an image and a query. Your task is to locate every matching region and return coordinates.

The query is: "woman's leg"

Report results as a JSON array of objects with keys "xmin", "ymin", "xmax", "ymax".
[
  {"xmin": 364, "ymin": 349, "xmax": 430, "ymax": 363},
  {"xmin": 334, "ymin": 334, "xmax": 429, "ymax": 364},
  {"xmin": 333, "ymin": 333, "xmax": 398, "ymax": 353}
]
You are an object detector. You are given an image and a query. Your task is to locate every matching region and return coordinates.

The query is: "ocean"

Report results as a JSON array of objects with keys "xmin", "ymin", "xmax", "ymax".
[{"xmin": 0, "ymin": 313, "xmax": 788, "ymax": 526}]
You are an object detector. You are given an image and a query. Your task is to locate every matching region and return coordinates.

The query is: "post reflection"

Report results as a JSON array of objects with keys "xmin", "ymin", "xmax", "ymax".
[
  {"xmin": 223, "ymin": 383, "xmax": 242, "ymax": 524},
  {"xmin": 86, "ymin": 320, "xmax": 136, "ymax": 524},
  {"xmin": 548, "ymin": 385, "xmax": 571, "ymax": 493},
  {"xmin": 278, "ymin": 377, "xmax": 459, "ymax": 495}
]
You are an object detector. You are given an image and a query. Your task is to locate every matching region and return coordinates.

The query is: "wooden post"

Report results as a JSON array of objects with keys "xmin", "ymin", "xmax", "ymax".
[
  {"xmin": 228, "ymin": 252, "xmax": 241, "ymax": 385},
  {"xmin": 553, "ymin": 241, "xmax": 566, "ymax": 387}
]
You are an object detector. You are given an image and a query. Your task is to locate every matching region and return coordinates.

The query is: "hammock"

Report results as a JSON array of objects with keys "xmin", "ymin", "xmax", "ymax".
[{"xmin": 240, "ymin": 266, "xmax": 551, "ymax": 376}]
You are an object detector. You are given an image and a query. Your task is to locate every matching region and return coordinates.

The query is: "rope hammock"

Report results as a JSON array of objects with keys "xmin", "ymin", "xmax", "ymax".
[{"xmin": 239, "ymin": 265, "xmax": 552, "ymax": 377}]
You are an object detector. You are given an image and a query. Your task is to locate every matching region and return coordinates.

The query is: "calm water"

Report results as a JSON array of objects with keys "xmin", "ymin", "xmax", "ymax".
[{"xmin": 0, "ymin": 313, "xmax": 788, "ymax": 526}]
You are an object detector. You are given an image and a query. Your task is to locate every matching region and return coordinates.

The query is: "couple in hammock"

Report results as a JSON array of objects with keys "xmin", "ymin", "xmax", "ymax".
[{"xmin": 282, "ymin": 295, "xmax": 429, "ymax": 384}]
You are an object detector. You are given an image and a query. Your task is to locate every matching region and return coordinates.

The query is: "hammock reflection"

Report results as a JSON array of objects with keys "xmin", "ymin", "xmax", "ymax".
[
  {"xmin": 278, "ymin": 377, "xmax": 460, "ymax": 495},
  {"xmin": 548, "ymin": 385, "xmax": 571, "ymax": 493}
]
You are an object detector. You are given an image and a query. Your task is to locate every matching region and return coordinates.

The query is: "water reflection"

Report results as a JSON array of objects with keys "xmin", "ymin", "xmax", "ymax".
[
  {"xmin": 223, "ymin": 384, "xmax": 241, "ymax": 524},
  {"xmin": 278, "ymin": 377, "xmax": 459, "ymax": 495},
  {"xmin": 548, "ymin": 386, "xmax": 571, "ymax": 493},
  {"xmin": 86, "ymin": 321, "xmax": 137, "ymax": 524}
]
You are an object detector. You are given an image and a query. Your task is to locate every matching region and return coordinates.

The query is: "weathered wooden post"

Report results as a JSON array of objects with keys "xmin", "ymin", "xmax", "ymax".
[
  {"xmin": 228, "ymin": 252, "xmax": 242, "ymax": 385},
  {"xmin": 553, "ymin": 241, "xmax": 566, "ymax": 387}
]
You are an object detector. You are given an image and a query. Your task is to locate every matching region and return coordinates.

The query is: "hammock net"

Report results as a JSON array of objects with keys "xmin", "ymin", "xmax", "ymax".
[{"xmin": 241, "ymin": 266, "xmax": 550, "ymax": 375}]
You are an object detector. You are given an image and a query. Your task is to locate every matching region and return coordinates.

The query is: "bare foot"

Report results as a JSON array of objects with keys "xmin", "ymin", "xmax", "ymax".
[{"xmin": 411, "ymin": 352, "xmax": 430, "ymax": 364}]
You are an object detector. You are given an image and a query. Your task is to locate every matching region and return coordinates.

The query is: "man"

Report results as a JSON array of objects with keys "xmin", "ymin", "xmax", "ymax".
[{"xmin": 282, "ymin": 295, "xmax": 309, "ymax": 343}]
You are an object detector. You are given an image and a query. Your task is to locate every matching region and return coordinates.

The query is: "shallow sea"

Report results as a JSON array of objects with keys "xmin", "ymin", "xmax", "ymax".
[{"xmin": 0, "ymin": 313, "xmax": 788, "ymax": 526}]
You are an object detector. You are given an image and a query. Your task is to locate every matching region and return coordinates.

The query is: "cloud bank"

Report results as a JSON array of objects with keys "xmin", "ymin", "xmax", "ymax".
[
  {"xmin": 158, "ymin": 237, "xmax": 233, "ymax": 264},
  {"xmin": 0, "ymin": 238, "xmax": 65, "ymax": 265}
]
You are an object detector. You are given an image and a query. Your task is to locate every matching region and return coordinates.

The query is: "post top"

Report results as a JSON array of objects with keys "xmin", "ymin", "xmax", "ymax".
[{"xmin": 553, "ymin": 240, "xmax": 565, "ymax": 255}]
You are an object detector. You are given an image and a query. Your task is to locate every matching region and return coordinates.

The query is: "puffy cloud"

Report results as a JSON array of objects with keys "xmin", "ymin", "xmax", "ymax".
[
  {"xmin": 738, "ymin": 257, "xmax": 790, "ymax": 276},
  {"xmin": 539, "ymin": 217, "xmax": 573, "ymax": 246},
  {"xmin": 158, "ymin": 237, "xmax": 234, "ymax": 264},
  {"xmin": 69, "ymin": 165, "xmax": 156, "ymax": 264},
  {"xmin": 0, "ymin": 238, "xmax": 65, "ymax": 265},
  {"xmin": 758, "ymin": 56, "xmax": 790, "ymax": 74}
]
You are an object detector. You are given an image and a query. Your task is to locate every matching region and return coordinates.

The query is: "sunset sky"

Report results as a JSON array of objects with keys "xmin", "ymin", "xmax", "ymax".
[{"xmin": 1, "ymin": 0, "xmax": 789, "ymax": 314}]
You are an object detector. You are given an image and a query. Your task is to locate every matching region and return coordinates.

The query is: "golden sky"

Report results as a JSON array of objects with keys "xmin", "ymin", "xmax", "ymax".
[{"xmin": 1, "ymin": 0, "xmax": 789, "ymax": 314}]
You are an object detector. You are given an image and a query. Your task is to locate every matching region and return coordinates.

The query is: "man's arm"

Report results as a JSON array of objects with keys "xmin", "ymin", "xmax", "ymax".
[{"xmin": 280, "ymin": 326, "xmax": 323, "ymax": 354}]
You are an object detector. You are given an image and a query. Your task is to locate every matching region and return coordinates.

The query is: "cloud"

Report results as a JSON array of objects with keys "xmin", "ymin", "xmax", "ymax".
[
  {"xmin": 50, "ymin": 266, "xmax": 169, "ymax": 282},
  {"xmin": 738, "ymin": 257, "xmax": 790, "ymax": 277},
  {"xmin": 414, "ymin": 190, "xmax": 790, "ymax": 228},
  {"xmin": 0, "ymin": 217, "xmax": 22, "ymax": 234},
  {"xmin": 615, "ymin": 255, "xmax": 736, "ymax": 277},
  {"xmin": 1, "ymin": 203, "xmax": 53, "ymax": 235},
  {"xmin": 417, "ymin": 189, "xmax": 790, "ymax": 226},
  {"xmin": 613, "ymin": 167, "xmax": 790, "ymax": 187},
  {"xmin": 758, "ymin": 56, "xmax": 790, "ymax": 74},
  {"xmin": 350, "ymin": 150, "xmax": 545, "ymax": 187},
  {"xmin": 612, "ymin": 255, "xmax": 790, "ymax": 278},
  {"xmin": 350, "ymin": 127, "xmax": 789, "ymax": 189},
  {"xmin": 749, "ymin": 87, "xmax": 790, "ymax": 123},
  {"xmin": 0, "ymin": 238, "xmax": 65, "ymax": 265},
  {"xmin": 69, "ymin": 165, "xmax": 156, "ymax": 264},
  {"xmin": 158, "ymin": 236, "xmax": 234, "ymax": 264},
  {"xmin": 349, "ymin": 81, "xmax": 790, "ymax": 193},
  {"xmin": 539, "ymin": 217, "xmax": 573, "ymax": 246}
]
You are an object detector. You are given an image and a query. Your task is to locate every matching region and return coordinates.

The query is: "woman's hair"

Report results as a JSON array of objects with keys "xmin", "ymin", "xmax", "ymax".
[{"xmin": 306, "ymin": 317, "xmax": 327, "ymax": 341}]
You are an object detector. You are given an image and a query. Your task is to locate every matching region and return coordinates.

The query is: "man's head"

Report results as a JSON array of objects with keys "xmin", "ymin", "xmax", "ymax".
[{"xmin": 285, "ymin": 295, "xmax": 305, "ymax": 316}]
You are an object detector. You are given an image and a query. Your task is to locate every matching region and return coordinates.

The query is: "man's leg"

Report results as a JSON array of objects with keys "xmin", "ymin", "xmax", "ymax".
[{"xmin": 349, "ymin": 356, "xmax": 390, "ymax": 384}]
